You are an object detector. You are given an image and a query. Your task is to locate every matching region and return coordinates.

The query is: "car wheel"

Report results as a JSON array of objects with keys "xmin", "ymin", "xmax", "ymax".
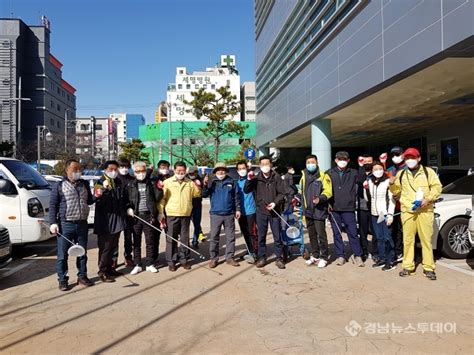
[{"xmin": 439, "ymin": 218, "xmax": 471, "ymax": 259}]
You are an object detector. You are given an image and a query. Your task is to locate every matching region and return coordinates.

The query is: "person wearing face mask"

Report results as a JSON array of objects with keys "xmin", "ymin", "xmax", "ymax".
[
  {"xmin": 364, "ymin": 162, "xmax": 396, "ymax": 271},
  {"xmin": 299, "ymin": 155, "xmax": 332, "ymax": 268},
  {"xmin": 327, "ymin": 151, "xmax": 365, "ymax": 267},
  {"xmin": 49, "ymin": 159, "xmax": 95, "ymax": 291},
  {"xmin": 389, "ymin": 148, "xmax": 442, "ymax": 280},
  {"xmin": 282, "ymin": 165, "xmax": 298, "ymax": 213},
  {"xmin": 235, "ymin": 160, "xmax": 258, "ymax": 263},
  {"xmin": 114, "ymin": 158, "xmax": 135, "ymax": 267},
  {"xmin": 202, "ymin": 163, "xmax": 241, "ymax": 268},
  {"xmin": 357, "ymin": 154, "xmax": 377, "ymax": 262},
  {"xmin": 93, "ymin": 160, "xmax": 126, "ymax": 283},
  {"xmin": 187, "ymin": 166, "xmax": 206, "ymax": 248},
  {"xmin": 159, "ymin": 161, "xmax": 201, "ymax": 271},
  {"xmin": 123, "ymin": 161, "xmax": 163, "ymax": 275},
  {"xmin": 387, "ymin": 146, "xmax": 406, "ymax": 262},
  {"xmin": 244, "ymin": 156, "xmax": 287, "ymax": 269}
]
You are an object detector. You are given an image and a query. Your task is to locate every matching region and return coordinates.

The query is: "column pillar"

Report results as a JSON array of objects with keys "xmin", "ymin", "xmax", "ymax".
[{"xmin": 311, "ymin": 119, "xmax": 332, "ymax": 171}]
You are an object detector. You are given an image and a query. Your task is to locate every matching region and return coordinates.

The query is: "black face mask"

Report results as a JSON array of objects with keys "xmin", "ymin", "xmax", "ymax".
[{"xmin": 363, "ymin": 164, "xmax": 373, "ymax": 172}]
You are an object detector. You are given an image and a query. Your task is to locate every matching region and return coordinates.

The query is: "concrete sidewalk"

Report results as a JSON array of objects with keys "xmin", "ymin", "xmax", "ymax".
[{"xmin": 0, "ymin": 202, "xmax": 473, "ymax": 354}]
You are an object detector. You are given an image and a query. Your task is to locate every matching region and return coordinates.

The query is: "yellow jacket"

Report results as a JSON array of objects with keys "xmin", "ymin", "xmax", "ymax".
[
  {"xmin": 389, "ymin": 165, "xmax": 442, "ymax": 213},
  {"xmin": 159, "ymin": 176, "xmax": 201, "ymax": 217}
]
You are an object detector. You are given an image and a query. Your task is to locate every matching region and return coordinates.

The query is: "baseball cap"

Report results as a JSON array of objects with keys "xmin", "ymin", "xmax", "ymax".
[
  {"xmin": 335, "ymin": 151, "xmax": 350, "ymax": 159},
  {"xmin": 212, "ymin": 162, "xmax": 229, "ymax": 173},
  {"xmin": 403, "ymin": 148, "xmax": 421, "ymax": 158},
  {"xmin": 188, "ymin": 166, "xmax": 198, "ymax": 174},
  {"xmin": 390, "ymin": 146, "xmax": 404, "ymax": 155}
]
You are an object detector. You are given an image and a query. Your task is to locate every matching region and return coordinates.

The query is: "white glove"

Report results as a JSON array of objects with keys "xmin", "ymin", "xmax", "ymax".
[
  {"xmin": 386, "ymin": 215, "xmax": 394, "ymax": 226},
  {"xmin": 266, "ymin": 202, "xmax": 276, "ymax": 210},
  {"xmin": 127, "ymin": 208, "xmax": 134, "ymax": 217},
  {"xmin": 50, "ymin": 224, "xmax": 59, "ymax": 234}
]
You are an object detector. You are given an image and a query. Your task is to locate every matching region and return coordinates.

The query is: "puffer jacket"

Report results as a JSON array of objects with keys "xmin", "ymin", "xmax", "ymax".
[
  {"xmin": 364, "ymin": 175, "xmax": 396, "ymax": 217},
  {"xmin": 299, "ymin": 167, "xmax": 332, "ymax": 220}
]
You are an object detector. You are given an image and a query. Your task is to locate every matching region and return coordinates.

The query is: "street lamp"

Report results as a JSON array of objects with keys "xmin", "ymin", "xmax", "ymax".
[{"xmin": 37, "ymin": 125, "xmax": 53, "ymax": 173}]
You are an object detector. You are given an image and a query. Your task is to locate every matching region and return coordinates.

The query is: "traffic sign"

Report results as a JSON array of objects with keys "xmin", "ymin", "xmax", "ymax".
[{"xmin": 244, "ymin": 148, "xmax": 256, "ymax": 160}]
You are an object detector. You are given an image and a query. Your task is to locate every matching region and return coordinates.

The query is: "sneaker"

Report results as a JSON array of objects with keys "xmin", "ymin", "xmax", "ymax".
[
  {"xmin": 275, "ymin": 259, "xmax": 286, "ymax": 269},
  {"xmin": 256, "ymin": 258, "xmax": 266, "ymax": 268},
  {"xmin": 372, "ymin": 261, "xmax": 385, "ymax": 268},
  {"xmin": 77, "ymin": 276, "xmax": 94, "ymax": 287},
  {"xmin": 317, "ymin": 259, "xmax": 328, "ymax": 268},
  {"xmin": 423, "ymin": 270, "xmax": 437, "ymax": 280},
  {"xmin": 146, "ymin": 265, "xmax": 159, "ymax": 273},
  {"xmin": 209, "ymin": 259, "xmax": 218, "ymax": 268},
  {"xmin": 244, "ymin": 253, "xmax": 256, "ymax": 264},
  {"xmin": 130, "ymin": 265, "xmax": 142, "ymax": 275},
  {"xmin": 226, "ymin": 259, "xmax": 240, "ymax": 267},
  {"xmin": 58, "ymin": 280, "xmax": 69, "ymax": 291},
  {"xmin": 305, "ymin": 256, "xmax": 319, "ymax": 266},
  {"xmin": 98, "ymin": 272, "xmax": 115, "ymax": 283},
  {"xmin": 382, "ymin": 263, "xmax": 396, "ymax": 271},
  {"xmin": 354, "ymin": 256, "xmax": 365, "ymax": 267},
  {"xmin": 399, "ymin": 268, "xmax": 415, "ymax": 277},
  {"xmin": 198, "ymin": 232, "xmax": 207, "ymax": 242},
  {"xmin": 335, "ymin": 257, "xmax": 346, "ymax": 266},
  {"xmin": 367, "ymin": 253, "xmax": 373, "ymax": 260},
  {"xmin": 397, "ymin": 254, "xmax": 403, "ymax": 262}
]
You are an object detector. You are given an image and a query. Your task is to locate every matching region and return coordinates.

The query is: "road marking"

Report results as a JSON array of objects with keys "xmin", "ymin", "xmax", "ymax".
[
  {"xmin": 437, "ymin": 260, "xmax": 474, "ymax": 277},
  {"xmin": 0, "ymin": 248, "xmax": 57, "ymax": 279}
]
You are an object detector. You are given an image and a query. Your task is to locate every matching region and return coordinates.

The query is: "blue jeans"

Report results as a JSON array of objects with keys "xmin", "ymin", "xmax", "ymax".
[
  {"xmin": 256, "ymin": 212, "xmax": 283, "ymax": 259},
  {"xmin": 371, "ymin": 216, "xmax": 395, "ymax": 264},
  {"xmin": 329, "ymin": 211, "xmax": 362, "ymax": 257},
  {"xmin": 56, "ymin": 221, "xmax": 89, "ymax": 282},
  {"xmin": 191, "ymin": 203, "xmax": 203, "ymax": 243}
]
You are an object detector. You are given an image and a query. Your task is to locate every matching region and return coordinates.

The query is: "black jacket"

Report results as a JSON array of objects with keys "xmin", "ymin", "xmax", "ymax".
[
  {"xmin": 123, "ymin": 178, "xmax": 162, "ymax": 218},
  {"xmin": 117, "ymin": 173, "xmax": 135, "ymax": 190},
  {"xmin": 93, "ymin": 176, "xmax": 125, "ymax": 235},
  {"xmin": 357, "ymin": 167, "xmax": 370, "ymax": 211},
  {"xmin": 244, "ymin": 171, "xmax": 286, "ymax": 215},
  {"xmin": 327, "ymin": 167, "xmax": 360, "ymax": 212}
]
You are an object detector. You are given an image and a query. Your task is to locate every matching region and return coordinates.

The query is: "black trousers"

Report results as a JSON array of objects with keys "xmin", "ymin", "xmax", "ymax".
[
  {"xmin": 306, "ymin": 217, "xmax": 329, "ymax": 260},
  {"xmin": 98, "ymin": 233, "xmax": 120, "ymax": 274},
  {"xmin": 238, "ymin": 213, "xmax": 258, "ymax": 253},
  {"xmin": 358, "ymin": 209, "xmax": 377, "ymax": 256},
  {"xmin": 132, "ymin": 214, "xmax": 157, "ymax": 267},
  {"xmin": 166, "ymin": 216, "xmax": 191, "ymax": 266},
  {"xmin": 391, "ymin": 211, "xmax": 403, "ymax": 256}
]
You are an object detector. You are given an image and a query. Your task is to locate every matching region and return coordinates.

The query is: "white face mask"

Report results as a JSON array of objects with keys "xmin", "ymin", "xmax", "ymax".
[
  {"xmin": 159, "ymin": 168, "xmax": 169, "ymax": 175},
  {"xmin": 336, "ymin": 160, "xmax": 348, "ymax": 169},
  {"xmin": 288, "ymin": 169, "xmax": 295, "ymax": 175},
  {"xmin": 405, "ymin": 159, "xmax": 418, "ymax": 169},
  {"xmin": 392, "ymin": 156, "xmax": 403, "ymax": 165},
  {"xmin": 119, "ymin": 167, "xmax": 129, "ymax": 175},
  {"xmin": 71, "ymin": 172, "xmax": 81, "ymax": 181},
  {"xmin": 175, "ymin": 173, "xmax": 185, "ymax": 180},
  {"xmin": 373, "ymin": 170, "xmax": 384, "ymax": 178},
  {"xmin": 260, "ymin": 166, "xmax": 271, "ymax": 174},
  {"xmin": 238, "ymin": 170, "xmax": 247, "ymax": 177},
  {"xmin": 216, "ymin": 174, "xmax": 225, "ymax": 180},
  {"xmin": 135, "ymin": 172, "xmax": 146, "ymax": 181},
  {"xmin": 106, "ymin": 171, "xmax": 118, "ymax": 179}
]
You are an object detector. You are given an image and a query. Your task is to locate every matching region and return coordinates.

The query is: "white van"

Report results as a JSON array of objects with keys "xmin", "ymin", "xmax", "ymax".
[{"xmin": 0, "ymin": 158, "xmax": 51, "ymax": 244}]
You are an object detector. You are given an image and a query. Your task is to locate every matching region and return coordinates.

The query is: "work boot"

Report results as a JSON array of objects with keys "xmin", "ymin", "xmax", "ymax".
[
  {"xmin": 168, "ymin": 264, "xmax": 177, "ymax": 272},
  {"xmin": 399, "ymin": 268, "xmax": 415, "ymax": 277},
  {"xmin": 256, "ymin": 258, "xmax": 266, "ymax": 268},
  {"xmin": 198, "ymin": 232, "xmax": 207, "ymax": 242},
  {"xmin": 275, "ymin": 259, "xmax": 286, "ymax": 269},
  {"xmin": 423, "ymin": 270, "xmax": 437, "ymax": 280},
  {"xmin": 109, "ymin": 269, "xmax": 122, "ymax": 277},
  {"xmin": 77, "ymin": 276, "xmax": 94, "ymax": 287},
  {"xmin": 226, "ymin": 259, "xmax": 240, "ymax": 267},
  {"xmin": 209, "ymin": 259, "xmax": 218, "ymax": 268},
  {"xmin": 181, "ymin": 262, "xmax": 191, "ymax": 270},
  {"xmin": 58, "ymin": 280, "xmax": 69, "ymax": 291},
  {"xmin": 98, "ymin": 272, "xmax": 115, "ymax": 283}
]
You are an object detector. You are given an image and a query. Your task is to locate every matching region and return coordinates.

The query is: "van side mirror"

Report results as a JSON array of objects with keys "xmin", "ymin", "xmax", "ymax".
[{"xmin": 0, "ymin": 179, "xmax": 18, "ymax": 195}]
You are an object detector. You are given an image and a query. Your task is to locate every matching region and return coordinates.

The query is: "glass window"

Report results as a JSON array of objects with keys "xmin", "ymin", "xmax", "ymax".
[
  {"xmin": 178, "ymin": 84, "xmax": 183, "ymax": 89},
  {"xmin": 50, "ymin": 118, "xmax": 54, "ymax": 125},
  {"xmin": 441, "ymin": 138, "xmax": 459, "ymax": 166},
  {"xmin": 195, "ymin": 84, "xmax": 199, "ymax": 89},
  {"xmin": 211, "ymin": 84, "xmax": 216, "ymax": 90},
  {"xmin": 186, "ymin": 84, "xmax": 191, "ymax": 90},
  {"xmin": 1, "ymin": 159, "xmax": 49, "ymax": 189},
  {"xmin": 203, "ymin": 84, "xmax": 207, "ymax": 89}
]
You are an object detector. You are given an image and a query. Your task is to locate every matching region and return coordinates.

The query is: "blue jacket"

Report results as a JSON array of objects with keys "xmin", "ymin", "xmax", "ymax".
[
  {"xmin": 203, "ymin": 175, "xmax": 240, "ymax": 216},
  {"xmin": 237, "ymin": 177, "xmax": 256, "ymax": 216},
  {"xmin": 49, "ymin": 178, "xmax": 94, "ymax": 224}
]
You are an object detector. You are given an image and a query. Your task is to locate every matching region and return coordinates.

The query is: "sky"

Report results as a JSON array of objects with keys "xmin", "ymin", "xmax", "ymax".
[{"xmin": 2, "ymin": 0, "xmax": 255, "ymax": 123}]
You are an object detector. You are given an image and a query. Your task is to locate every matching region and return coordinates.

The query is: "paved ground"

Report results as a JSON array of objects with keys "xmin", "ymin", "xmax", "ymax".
[{"xmin": 1, "ymin": 200, "xmax": 473, "ymax": 354}]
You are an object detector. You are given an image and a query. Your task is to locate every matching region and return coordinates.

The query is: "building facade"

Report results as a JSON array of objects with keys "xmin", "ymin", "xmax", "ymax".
[
  {"xmin": 241, "ymin": 81, "xmax": 256, "ymax": 121},
  {"xmin": 255, "ymin": 0, "xmax": 473, "ymax": 171},
  {"xmin": 154, "ymin": 102, "xmax": 167, "ymax": 123},
  {"xmin": 0, "ymin": 17, "xmax": 77, "ymax": 159},
  {"xmin": 109, "ymin": 113, "xmax": 145, "ymax": 143},
  {"xmin": 166, "ymin": 55, "xmax": 241, "ymax": 122},
  {"xmin": 75, "ymin": 117, "xmax": 118, "ymax": 161}
]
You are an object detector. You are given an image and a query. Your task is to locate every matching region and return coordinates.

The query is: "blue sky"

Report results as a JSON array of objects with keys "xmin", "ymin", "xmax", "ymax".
[{"xmin": 2, "ymin": 0, "xmax": 255, "ymax": 123}]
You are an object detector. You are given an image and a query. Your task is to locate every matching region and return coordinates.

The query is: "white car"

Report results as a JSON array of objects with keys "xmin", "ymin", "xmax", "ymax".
[{"xmin": 433, "ymin": 174, "xmax": 473, "ymax": 258}]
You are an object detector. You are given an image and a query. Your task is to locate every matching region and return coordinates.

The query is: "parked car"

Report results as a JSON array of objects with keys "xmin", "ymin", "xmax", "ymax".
[
  {"xmin": 0, "ymin": 225, "xmax": 13, "ymax": 268},
  {"xmin": 0, "ymin": 158, "xmax": 51, "ymax": 245},
  {"xmin": 433, "ymin": 174, "xmax": 473, "ymax": 258},
  {"xmin": 81, "ymin": 175, "xmax": 101, "ymax": 225}
]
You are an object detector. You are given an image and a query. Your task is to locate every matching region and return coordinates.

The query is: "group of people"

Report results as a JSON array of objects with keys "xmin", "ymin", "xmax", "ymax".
[{"xmin": 49, "ymin": 145, "xmax": 442, "ymax": 291}]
